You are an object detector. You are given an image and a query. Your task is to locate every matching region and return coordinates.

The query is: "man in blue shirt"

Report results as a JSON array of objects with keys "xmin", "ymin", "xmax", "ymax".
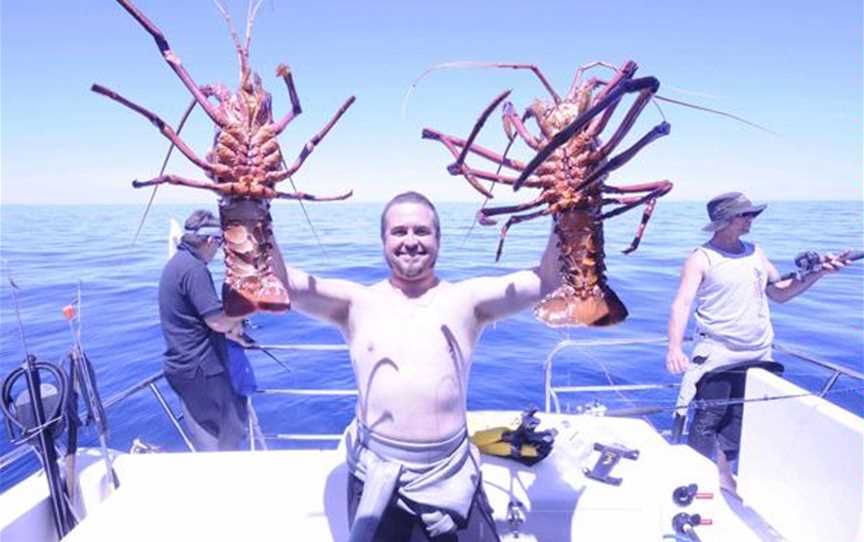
[{"xmin": 159, "ymin": 209, "xmax": 248, "ymax": 450}]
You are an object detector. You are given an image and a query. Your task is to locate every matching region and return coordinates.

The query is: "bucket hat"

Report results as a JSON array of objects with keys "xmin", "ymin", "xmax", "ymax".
[
  {"xmin": 702, "ymin": 192, "xmax": 766, "ymax": 232},
  {"xmin": 184, "ymin": 209, "xmax": 221, "ymax": 234}
]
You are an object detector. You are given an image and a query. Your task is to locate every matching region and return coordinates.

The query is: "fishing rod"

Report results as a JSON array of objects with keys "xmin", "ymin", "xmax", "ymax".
[
  {"xmin": 1, "ymin": 273, "xmax": 77, "ymax": 538},
  {"xmin": 768, "ymin": 250, "xmax": 863, "ymax": 285},
  {"xmin": 62, "ymin": 282, "xmax": 120, "ymax": 490},
  {"xmin": 600, "ymin": 384, "xmax": 864, "ymax": 418},
  {"xmin": 238, "ymin": 332, "xmax": 293, "ymax": 374}
]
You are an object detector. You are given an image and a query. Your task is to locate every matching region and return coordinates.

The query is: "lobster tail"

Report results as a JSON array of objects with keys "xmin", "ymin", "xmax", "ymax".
[
  {"xmin": 534, "ymin": 282, "xmax": 627, "ymax": 327},
  {"xmin": 220, "ymin": 200, "xmax": 290, "ymax": 317},
  {"xmin": 536, "ymin": 208, "xmax": 628, "ymax": 327}
]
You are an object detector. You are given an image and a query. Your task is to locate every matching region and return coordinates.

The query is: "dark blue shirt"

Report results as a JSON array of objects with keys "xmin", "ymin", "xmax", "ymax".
[{"xmin": 158, "ymin": 243, "xmax": 227, "ymax": 378}]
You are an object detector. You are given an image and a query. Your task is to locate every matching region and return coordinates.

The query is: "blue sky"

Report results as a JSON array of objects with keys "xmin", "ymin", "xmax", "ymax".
[{"xmin": 2, "ymin": 1, "xmax": 861, "ymax": 204}]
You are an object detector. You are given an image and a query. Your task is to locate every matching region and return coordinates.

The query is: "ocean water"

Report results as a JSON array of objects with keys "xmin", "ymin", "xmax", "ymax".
[{"xmin": 1, "ymin": 201, "xmax": 862, "ymax": 490}]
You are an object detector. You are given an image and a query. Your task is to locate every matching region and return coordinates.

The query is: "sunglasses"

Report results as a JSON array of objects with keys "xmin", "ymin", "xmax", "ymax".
[
  {"xmin": 208, "ymin": 235, "xmax": 224, "ymax": 246},
  {"xmin": 736, "ymin": 211, "xmax": 761, "ymax": 219}
]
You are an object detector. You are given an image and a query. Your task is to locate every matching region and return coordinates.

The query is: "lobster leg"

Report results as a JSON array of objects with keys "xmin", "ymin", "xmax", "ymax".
[
  {"xmin": 132, "ymin": 174, "xmax": 217, "ymax": 191},
  {"xmin": 112, "ymin": 0, "xmax": 227, "ymax": 126},
  {"xmin": 502, "ymin": 102, "xmax": 543, "ymax": 150},
  {"xmin": 566, "ymin": 61, "xmax": 619, "ymax": 99},
  {"xmin": 585, "ymin": 61, "xmax": 639, "ymax": 137},
  {"xmin": 132, "ymin": 175, "xmax": 278, "ymax": 198},
  {"xmin": 514, "ymin": 75, "xmax": 660, "ymax": 190},
  {"xmin": 421, "ymin": 129, "xmax": 550, "ymax": 196},
  {"xmin": 601, "ymin": 180, "xmax": 673, "ymax": 254},
  {"xmin": 451, "ymin": 90, "xmax": 513, "ymax": 172},
  {"xmin": 425, "ymin": 133, "xmax": 492, "ymax": 197},
  {"xmin": 422, "ymin": 92, "xmax": 514, "ymax": 198},
  {"xmin": 272, "ymin": 64, "xmax": 303, "ymax": 134},
  {"xmin": 423, "ymin": 131, "xmax": 511, "ymax": 198},
  {"xmin": 133, "ymin": 175, "xmax": 350, "ymax": 202},
  {"xmin": 422, "ymin": 129, "xmax": 532, "ymax": 173},
  {"xmin": 429, "ymin": 131, "xmax": 553, "ymax": 190},
  {"xmin": 575, "ymin": 122, "xmax": 671, "ymax": 194},
  {"xmin": 495, "ymin": 208, "xmax": 554, "ymax": 261},
  {"xmin": 592, "ymin": 88, "xmax": 661, "ymax": 162},
  {"xmin": 479, "ymin": 193, "xmax": 552, "ymax": 221},
  {"xmin": 273, "ymin": 189, "xmax": 354, "ymax": 201},
  {"xmin": 469, "ymin": 169, "xmax": 551, "ymax": 189},
  {"xmin": 268, "ymin": 95, "xmax": 356, "ymax": 181},
  {"xmin": 475, "ymin": 63, "xmax": 560, "ymax": 103},
  {"xmin": 92, "ymin": 84, "xmax": 229, "ymax": 177}
]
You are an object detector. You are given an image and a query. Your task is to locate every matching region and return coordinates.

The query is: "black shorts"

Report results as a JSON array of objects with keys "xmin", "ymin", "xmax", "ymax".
[
  {"xmin": 346, "ymin": 474, "xmax": 500, "ymax": 541},
  {"xmin": 166, "ymin": 368, "xmax": 248, "ymax": 451}
]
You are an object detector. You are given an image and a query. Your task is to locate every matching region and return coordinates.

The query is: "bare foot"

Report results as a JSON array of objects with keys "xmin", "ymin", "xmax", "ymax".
[
  {"xmin": 717, "ymin": 450, "xmax": 739, "ymax": 497},
  {"xmin": 719, "ymin": 470, "xmax": 739, "ymax": 496}
]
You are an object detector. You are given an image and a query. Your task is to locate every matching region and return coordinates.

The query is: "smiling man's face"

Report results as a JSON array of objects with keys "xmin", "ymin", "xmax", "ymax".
[{"xmin": 382, "ymin": 202, "xmax": 440, "ymax": 283}]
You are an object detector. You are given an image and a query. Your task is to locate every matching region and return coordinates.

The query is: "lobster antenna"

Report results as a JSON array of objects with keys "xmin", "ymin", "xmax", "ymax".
[
  {"xmin": 650, "ymin": 98, "xmax": 669, "ymax": 123},
  {"xmin": 131, "ymin": 98, "xmax": 199, "ymax": 245},
  {"xmin": 213, "ymin": 1, "xmax": 243, "ymax": 53},
  {"xmin": 403, "ymin": 61, "xmax": 534, "ymax": 119},
  {"xmin": 653, "ymin": 95, "xmax": 777, "ymax": 135},
  {"xmin": 458, "ymin": 134, "xmax": 517, "ymax": 250},
  {"xmin": 655, "ymin": 85, "xmax": 719, "ymax": 99},
  {"xmin": 278, "ymin": 156, "xmax": 330, "ymax": 258},
  {"xmin": 245, "ymin": 1, "xmax": 264, "ymax": 54},
  {"xmin": 213, "ymin": 0, "xmax": 251, "ymax": 79}
]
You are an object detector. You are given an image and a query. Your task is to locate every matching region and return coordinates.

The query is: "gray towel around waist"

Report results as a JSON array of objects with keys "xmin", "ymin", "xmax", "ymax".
[
  {"xmin": 345, "ymin": 419, "xmax": 481, "ymax": 542},
  {"xmin": 675, "ymin": 334, "xmax": 773, "ymax": 410}
]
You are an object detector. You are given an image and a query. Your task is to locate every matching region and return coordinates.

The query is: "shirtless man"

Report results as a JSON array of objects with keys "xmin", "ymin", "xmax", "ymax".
[{"xmin": 270, "ymin": 191, "xmax": 560, "ymax": 541}]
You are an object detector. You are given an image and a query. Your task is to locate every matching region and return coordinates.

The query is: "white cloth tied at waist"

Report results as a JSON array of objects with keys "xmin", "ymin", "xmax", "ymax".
[
  {"xmin": 345, "ymin": 419, "xmax": 481, "ymax": 542},
  {"xmin": 675, "ymin": 334, "xmax": 773, "ymax": 410}
]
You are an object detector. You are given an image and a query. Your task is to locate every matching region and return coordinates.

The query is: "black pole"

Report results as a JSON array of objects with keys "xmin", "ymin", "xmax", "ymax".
[{"xmin": 21, "ymin": 355, "xmax": 76, "ymax": 537}]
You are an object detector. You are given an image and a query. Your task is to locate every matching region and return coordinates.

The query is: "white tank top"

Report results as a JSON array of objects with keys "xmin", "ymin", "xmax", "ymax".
[{"xmin": 692, "ymin": 241, "xmax": 774, "ymax": 351}]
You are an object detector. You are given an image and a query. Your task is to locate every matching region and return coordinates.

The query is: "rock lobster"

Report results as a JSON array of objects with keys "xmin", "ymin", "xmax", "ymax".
[
  {"xmin": 92, "ymin": 0, "xmax": 355, "ymax": 317},
  {"xmin": 423, "ymin": 61, "xmax": 673, "ymax": 327}
]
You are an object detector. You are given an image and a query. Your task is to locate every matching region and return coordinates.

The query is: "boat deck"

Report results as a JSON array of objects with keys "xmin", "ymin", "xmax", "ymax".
[{"xmin": 56, "ymin": 411, "xmax": 780, "ymax": 541}]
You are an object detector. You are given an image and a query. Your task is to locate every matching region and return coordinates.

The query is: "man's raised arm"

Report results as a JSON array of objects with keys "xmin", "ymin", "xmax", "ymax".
[
  {"xmin": 462, "ymin": 226, "xmax": 561, "ymax": 324},
  {"xmin": 269, "ymin": 236, "xmax": 358, "ymax": 327}
]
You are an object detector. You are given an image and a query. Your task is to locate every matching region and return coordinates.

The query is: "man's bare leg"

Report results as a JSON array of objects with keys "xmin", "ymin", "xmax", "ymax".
[{"xmin": 717, "ymin": 450, "xmax": 738, "ymax": 496}]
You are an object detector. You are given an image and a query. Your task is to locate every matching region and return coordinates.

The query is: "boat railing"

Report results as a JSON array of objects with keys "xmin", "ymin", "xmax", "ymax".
[
  {"xmin": 0, "ymin": 344, "xmax": 355, "ymax": 472},
  {"xmin": 543, "ymin": 336, "xmax": 677, "ymax": 414},
  {"xmin": 771, "ymin": 342, "xmax": 864, "ymax": 396},
  {"xmin": 251, "ymin": 343, "xmax": 355, "ymax": 442},
  {"xmin": 4, "ymin": 338, "xmax": 860, "ymax": 472},
  {"xmin": 543, "ymin": 336, "xmax": 864, "ymax": 415}
]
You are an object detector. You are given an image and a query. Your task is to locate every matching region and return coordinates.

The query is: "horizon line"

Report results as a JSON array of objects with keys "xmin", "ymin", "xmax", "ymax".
[{"xmin": 1, "ymin": 199, "xmax": 862, "ymax": 206}]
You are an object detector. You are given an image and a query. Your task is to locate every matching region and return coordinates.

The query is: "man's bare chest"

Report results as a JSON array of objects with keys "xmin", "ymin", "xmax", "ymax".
[{"xmin": 348, "ymin": 291, "xmax": 476, "ymax": 361}]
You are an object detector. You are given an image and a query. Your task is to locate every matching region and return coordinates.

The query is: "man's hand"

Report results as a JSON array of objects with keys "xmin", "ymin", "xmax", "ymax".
[
  {"xmin": 225, "ymin": 321, "xmax": 254, "ymax": 347},
  {"xmin": 666, "ymin": 346, "xmax": 690, "ymax": 374},
  {"xmin": 817, "ymin": 251, "xmax": 853, "ymax": 274}
]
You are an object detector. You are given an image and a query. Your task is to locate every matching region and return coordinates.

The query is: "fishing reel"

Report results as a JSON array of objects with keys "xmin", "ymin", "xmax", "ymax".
[
  {"xmin": 793, "ymin": 251, "xmax": 824, "ymax": 274},
  {"xmin": 770, "ymin": 250, "xmax": 845, "ymax": 285}
]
